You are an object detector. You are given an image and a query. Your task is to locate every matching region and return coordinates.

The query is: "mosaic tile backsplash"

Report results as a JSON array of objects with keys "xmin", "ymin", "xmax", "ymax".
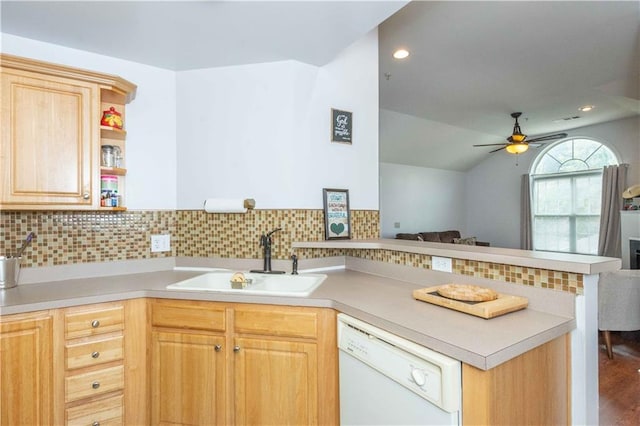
[
  {"xmin": 348, "ymin": 249, "xmax": 584, "ymax": 295},
  {"xmin": 1, "ymin": 209, "xmax": 583, "ymax": 294},
  {"xmin": 0, "ymin": 209, "xmax": 379, "ymax": 267}
]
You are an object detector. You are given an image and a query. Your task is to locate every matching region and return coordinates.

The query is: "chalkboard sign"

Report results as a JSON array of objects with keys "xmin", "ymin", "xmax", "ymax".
[{"xmin": 331, "ymin": 108, "xmax": 352, "ymax": 144}]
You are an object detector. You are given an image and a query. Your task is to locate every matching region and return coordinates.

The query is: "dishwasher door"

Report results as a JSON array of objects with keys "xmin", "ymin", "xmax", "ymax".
[{"xmin": 338, "ymin": 314, "xmax": 460, "ymax": 426}]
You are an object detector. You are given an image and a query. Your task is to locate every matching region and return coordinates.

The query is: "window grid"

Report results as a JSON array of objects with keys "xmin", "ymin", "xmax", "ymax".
[{"xmin": 531, "ymin": 138, "xmax": 617, "ymax": 255}]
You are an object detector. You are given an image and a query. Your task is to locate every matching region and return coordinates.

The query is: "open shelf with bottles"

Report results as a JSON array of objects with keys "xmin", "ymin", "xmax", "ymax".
[{"xmin": 100, "ymin": 88, "xmax": 132, "ymax": 210}]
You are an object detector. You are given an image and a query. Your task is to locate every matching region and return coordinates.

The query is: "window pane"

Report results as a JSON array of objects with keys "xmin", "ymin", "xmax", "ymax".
[
  {"xmin": 534, "ymin": 217, "xmax": 570, "ymax": 252},
  {"xmin": 534, "ymin": 178, "xmax": 571, "ymax": 214},
  {"xmin": 586, "ymin": 145, "xmax": 618, "ymax": 169},
  {"xmin": 535, "ymin": 154, "xmax": 561, "ymax": 174},
  {"xmin": 575, "ymin": 175, "xmax": 602, "ymax": 214},
  {"xmin": 575, "ymin": 216, "xmax": 599, "ymax": 255},
  {"xmin": 573, "ymin": 139, "xmax": 601, "ymax": 161},
  {"xmin": 558, "ymin": 159, "xmax": 588, "ymax": 173},
  {"xmin": 545, "ymin": 141, "xmax": 573, "ymax": 164}
]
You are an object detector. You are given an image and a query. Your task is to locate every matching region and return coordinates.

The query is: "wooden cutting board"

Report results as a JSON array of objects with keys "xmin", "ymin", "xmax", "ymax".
[{"xmin": 413, "ymin": 285, "xmax": 528, "ymax": 319}]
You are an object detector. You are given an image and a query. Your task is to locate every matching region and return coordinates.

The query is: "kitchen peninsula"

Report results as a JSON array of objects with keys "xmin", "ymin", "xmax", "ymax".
[
  {"xmin": 1, "ymin": 239, "xmax": 620, "ymax": 425},
  {"xmin": 292, "ymin": 238, "xmax": 621, "ymax": 426}
]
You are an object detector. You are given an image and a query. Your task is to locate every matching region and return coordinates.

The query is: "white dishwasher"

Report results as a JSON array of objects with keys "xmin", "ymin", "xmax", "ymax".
[{"xmin": 337, "ymin": 314, "xmax": 461, "ymax": 425}]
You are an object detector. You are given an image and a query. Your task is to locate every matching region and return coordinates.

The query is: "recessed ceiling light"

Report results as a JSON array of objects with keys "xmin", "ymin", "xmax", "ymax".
[
  {"xmin": 579, "ymin": 105, "xmax": 595, "ymax": 112},
  {"xmin": 393, "ymin": 49, "xmax": 410, "ymax": 59}
]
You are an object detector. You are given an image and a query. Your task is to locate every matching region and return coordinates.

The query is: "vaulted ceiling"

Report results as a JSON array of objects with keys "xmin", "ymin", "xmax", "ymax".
[
  {"xmin": 2, "ymin": 1, "xmax": 638, "ymax": 171},
  {"xmin": 378, "ymin": 1, "xmax": 640, "ymax": 170}
]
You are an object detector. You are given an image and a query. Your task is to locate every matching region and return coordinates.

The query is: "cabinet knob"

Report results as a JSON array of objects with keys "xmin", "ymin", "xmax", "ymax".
[
  {"xmin": 91, "ymin": 351, "xmax": 100, "ymax": 359},
  {"xmin": 214, "ymin": 344, "xmax": 222, "ymax": 352},
  {"xmin": 91, "ymin": 381, "xmax": 100, "ymax": 389},
  {"xmin": 91, "ymin": 320, "xmax": 100, "ymax": 328},
  {"xmin": 83, "ymin": 192, "xmax": 90, "ymax": 200},
  {"xmin": 233, "ymin": 345, "xmax": 241, "ymax": 353},
  {"xmin": 92, "ymin": 422, "xmax": 100, "ymax": 426}
]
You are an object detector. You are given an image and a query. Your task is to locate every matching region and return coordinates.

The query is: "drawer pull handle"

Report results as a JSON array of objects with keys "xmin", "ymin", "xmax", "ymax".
[
  {"xmin": 92, "ymin": 422, "xmax": 100, "ymax": 426},
  {"xmin": 91, "ymin": 381, "xmax": 100, "ymax": 389},
  {"xmin": 91, "ymin": 351, "xmax": 100, "ymax": 359},
  {"xmin": 214, "ymin": 344, "xmax": 222, "ymax": 352},
  {"xmin": 91, "ymin": 320, "xmax": 100, "ymax": 328},
  {"xmin": 233, "ymin": 345, "xmax": 240, "ymax": 353}
]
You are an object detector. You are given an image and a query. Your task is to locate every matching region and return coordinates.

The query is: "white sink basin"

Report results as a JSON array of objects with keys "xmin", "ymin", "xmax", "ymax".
[{"xmin": 166, "ymin": 271, "xmax": 327, "ymax": 297}]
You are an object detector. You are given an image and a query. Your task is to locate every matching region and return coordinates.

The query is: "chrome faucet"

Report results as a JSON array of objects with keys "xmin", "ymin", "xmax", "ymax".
[{"xmin": 250, "ymin": 227, "xmax": 285, "ymax": 274}]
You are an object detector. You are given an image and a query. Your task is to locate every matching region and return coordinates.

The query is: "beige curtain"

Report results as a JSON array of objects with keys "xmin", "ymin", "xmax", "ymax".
[
  {"xmin": 520, "ymin": 174, "xmax": 533, "ymax": 250},
  {"xmin": 598, "ymin": 164, "xmax": 628, "ymax": 257}
]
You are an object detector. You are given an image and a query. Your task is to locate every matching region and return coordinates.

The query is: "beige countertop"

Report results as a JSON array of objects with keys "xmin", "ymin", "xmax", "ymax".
[
  {"xmin": 293, "ymin": 238, "xmax": 621, "ymax": 274},
  {"xmin": 0, "ymin": 266, "xmax": 574, "ymax": 370}
]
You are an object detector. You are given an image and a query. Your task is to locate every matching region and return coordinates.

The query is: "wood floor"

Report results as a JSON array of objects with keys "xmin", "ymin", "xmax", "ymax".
[{"xmin": 599, "ymin": 331, "xmax": 640, "ymax": 425}]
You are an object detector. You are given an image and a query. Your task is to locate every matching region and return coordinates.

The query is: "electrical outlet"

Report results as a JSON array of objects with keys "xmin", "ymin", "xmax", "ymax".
[
  {"xmin": 394, "ymin": 222, "xmax": 401, "ymax": 228},
  {"xmin": 432, "ymin": 256, "xmax": 452, "ymax": 273},
  {"xmin": 151, "ymin": 234, "xmax": 171, "ymax": 252}
]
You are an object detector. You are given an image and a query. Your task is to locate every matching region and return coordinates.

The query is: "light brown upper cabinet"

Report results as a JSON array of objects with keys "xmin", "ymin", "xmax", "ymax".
[{"xmin": 0, "ymin": 54, "xmax": 136, "ymax": 210}]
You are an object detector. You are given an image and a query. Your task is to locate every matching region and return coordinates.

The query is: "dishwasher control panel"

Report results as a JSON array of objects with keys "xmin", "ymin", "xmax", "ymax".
[{"xmin": 338, "ymin": 314, "xmax": 461, "ymax": 413}]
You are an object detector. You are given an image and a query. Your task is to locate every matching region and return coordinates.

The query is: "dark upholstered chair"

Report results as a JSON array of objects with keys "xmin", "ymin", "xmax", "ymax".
[{"xmin": 598, "ymin": 270, "xmax": 640, "ymax": 359}]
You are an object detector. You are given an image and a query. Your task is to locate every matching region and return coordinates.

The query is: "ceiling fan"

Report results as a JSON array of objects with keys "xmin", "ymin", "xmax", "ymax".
[{"xmin": 474, "ymin": 112, "xmax": 568, "ymax": 154}]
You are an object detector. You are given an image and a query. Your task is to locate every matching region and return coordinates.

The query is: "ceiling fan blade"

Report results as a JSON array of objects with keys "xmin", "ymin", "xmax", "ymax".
[
  {"xmin": 473, "ymin": 143, "xmax": 508, "ymax": 147},
  {"xmin": 526, "ymin": 133, "xmax": 568, "ymax": 143},
  {"xmin": 489, "ymin": 146, "xmax": 506, "ymax": 153}
]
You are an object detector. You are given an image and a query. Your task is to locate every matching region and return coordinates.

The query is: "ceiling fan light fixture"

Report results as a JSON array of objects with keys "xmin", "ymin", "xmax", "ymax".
[
  {"xmin": 510, "ymin": 133, "xmax": 526, "ymax": 143},
  {"xmin": 505, "ymin": 143, "xmax": 529, "ymax": 154}
]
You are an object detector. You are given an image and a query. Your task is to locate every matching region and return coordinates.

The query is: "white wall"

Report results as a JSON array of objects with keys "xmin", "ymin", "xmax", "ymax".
[
  {"xmin": 379, "ymin": 162, "xmax": 466, "ymax": 238},
  {"xmin": 465, "ymin": 116, "xmax": 640, "ymax": 249},
  {"xmin": 176, "ymin": 30, "xmax": 379, "ymax": 210},
  {"xmin": 3, "ymin": 30, "xmax": 380, "ymax": 211},
  {"xmin": 2, "ymin": 34, "xmax": 178, "ymax": 210}
]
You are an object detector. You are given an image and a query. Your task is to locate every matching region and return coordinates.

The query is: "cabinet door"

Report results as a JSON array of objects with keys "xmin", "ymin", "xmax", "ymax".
[
  {"xmin": 234, "ymin": 337, "xmax": 318, "ymax": 425},
  {"xmin": 151, "ymin": 331, "xmax": 226, "ymax": 425},
  {"xmin": 0, "ymin": 313, "xmax": 53, "ymax": 426},
  {"xmin": 0, "ymin": 70, "xmax": 98, "ymax": 207}
]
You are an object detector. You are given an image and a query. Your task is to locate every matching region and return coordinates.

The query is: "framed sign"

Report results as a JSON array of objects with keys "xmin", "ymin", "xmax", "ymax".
[
  {"xmin": 331, "ymin": 108, "xmax": 352, "ymax": 144},
  {"xmin": 323, "ymin": 188, "xmax": 351, "ymax": 240}
]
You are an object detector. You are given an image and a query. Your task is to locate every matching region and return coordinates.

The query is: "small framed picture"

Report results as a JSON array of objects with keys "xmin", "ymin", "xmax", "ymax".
[
  {"xmin": 323, "ymin": 188, "xmax": 351, "ymax": 240},
  {"xmin": 331, "ymin": 108, "xmax": 352, "ymax": 144}
]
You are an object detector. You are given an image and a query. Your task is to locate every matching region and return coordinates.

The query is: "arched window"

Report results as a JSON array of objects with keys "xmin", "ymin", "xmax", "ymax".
[{"xmin": 531, "ymin": 138, "xmax": 618, "ymax": 254}]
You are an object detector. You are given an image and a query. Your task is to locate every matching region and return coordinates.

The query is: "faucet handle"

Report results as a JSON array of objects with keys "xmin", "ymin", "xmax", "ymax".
[
  {"xmin": 267, "ymin": 227, "xmax": 282, "ymax": 238},
  {"xmin": 291, "ymin": 253, "xmax": 298, "ymax": 275}
]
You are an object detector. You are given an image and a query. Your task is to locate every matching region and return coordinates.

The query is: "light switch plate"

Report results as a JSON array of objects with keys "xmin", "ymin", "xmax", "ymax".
[
  {"xmin": 151, "ymin": 234, "xmax": 171, "ymax": 252},
  {"xmin": 432, "ymin": 256, "xmax": 452, "ymax": 273}
]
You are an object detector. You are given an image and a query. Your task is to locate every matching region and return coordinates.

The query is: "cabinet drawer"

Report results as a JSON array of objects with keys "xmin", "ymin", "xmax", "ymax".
[
  {"xmin": 234, "ymin": 306, "xmax": 318, "ymax": 339},
  {"xmin": 66, "ymin": 335, "xmax": 124, "ymax": 370},
  {"xmin": 65, "ymin": 365, "xmax": 124, "ymax": 403},
  {"xmin": 65, "ymin": 304, "xmax": 124, "ymax": 339},
  {"xmin": 66, "ymin": 394, "xmax": 123, "ymax": 426},
  {"xmin": 151, "ymin": 301, "xmax": 226, "ymax": 332}
]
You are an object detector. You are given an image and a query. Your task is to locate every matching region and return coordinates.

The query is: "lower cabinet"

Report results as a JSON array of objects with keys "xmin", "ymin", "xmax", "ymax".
[
  {"xmin": 233, "ymin": 337, "xmax": 318, "ymax": 425},
  {"xmin": 149, "ymin": 299, "xmax": 338, "ymax": 425},
  {"xmin": 61, "ymin": 302, "xmax": 126, "ymax": 425},
  {"xmin": 65, "ymin": 394, "xmax": 123, "ymax": 426},
  {"xmin": 151, "ymin": 331, "xmax": 226, "ymax": 425},
  {"xmin": 462, "ymin": 335, "xmax": 570, "ymax": 425},
  {"xmin": 0, "ymin": 311, "xmax": 53, "ymax": 426}
]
